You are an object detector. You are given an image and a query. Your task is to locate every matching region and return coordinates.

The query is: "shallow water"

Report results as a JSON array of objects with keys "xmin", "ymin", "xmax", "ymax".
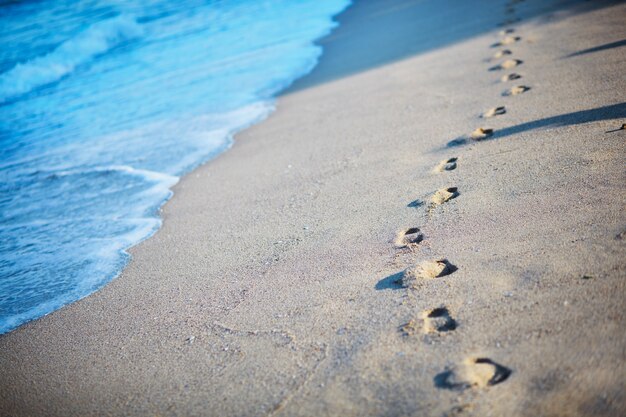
[{"xmin": 0, "ymin": 0, "xmax": 350, "ymax": 334}]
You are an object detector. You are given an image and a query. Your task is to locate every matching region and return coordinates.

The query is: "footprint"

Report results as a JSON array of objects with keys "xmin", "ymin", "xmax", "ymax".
[
  {"xmin": 447, "ymin": 128, "xmax": 493, "ymax": 147},
  {"xmin": 399, "ymin": 307, "xmax": 457, "ymax": 336},
  {"xmin": 422, "ymin": 306, "xmax": 458, "ymax": 333},
  {"xmin": 470, "ymin": 127, "xmax": 494, "ymax": 140},
  {"xmin": 503, "ymin": 85, "xmax": 531, "ymax": 96},
  {"xmin": 499, "ymin": 28, "xmax": 515, "ymax": 36},
  {"xmin": 432, "ymin": 187, "xmax": 459, "ymax": 204},
  {"xmin": 492, "ymin": 49, "xmax": 512, "ymax": 59},
  {"xmin": 501, "ymin": 59, "xmax": 523, "ymax": 69},
  {"xmin": 481, "ymin": 106, "xmax": 506, "ymax": 118},
  {"xmin": 394, "ymin": 227, "xmax": 424, "ymax": 248},
  {"xmin": 491, "ymin": 36, "xmax": 521, "ymax": 47},
  {"xmin": 489, "ymin": 59, "xmax": 523, "ymax": 71},
  {"xmin": 435, "ymin": 157, "xmax": 458, "ymax": 172},
  {"xmin": 501, "ymin": 73, "xmax": 522, "ymax": 82},
  {"xmin": 434, "ymin": 358, "xmax": 512, "ymax": 390},
  {"xmin": 398, "ymin": 259, "xmax": 456, "ymax": 289}
]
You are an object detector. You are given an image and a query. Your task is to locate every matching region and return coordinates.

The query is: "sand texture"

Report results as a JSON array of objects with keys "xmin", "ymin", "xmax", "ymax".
[{"xmin": 1, "ymin": 0, "xmax": 625, "ymax": 416}]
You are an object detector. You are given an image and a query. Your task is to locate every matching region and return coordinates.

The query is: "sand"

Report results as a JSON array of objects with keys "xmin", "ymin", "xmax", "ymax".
[{"xmin": 1, "ymin": 0, "xmax": 625, "ymax": 416}]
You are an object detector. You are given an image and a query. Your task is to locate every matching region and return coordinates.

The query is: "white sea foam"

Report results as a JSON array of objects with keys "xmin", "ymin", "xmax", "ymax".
[
  {"xmin": 0, "ymin": 218, "xmax": 161, "ymax": 335},
  {"xmin": 54, "ymin": 165, "xmax": 179, "ymax": 185},
  {"xmin": 0, "ymin": 15, "xmax": 143, "ymax": 104}
]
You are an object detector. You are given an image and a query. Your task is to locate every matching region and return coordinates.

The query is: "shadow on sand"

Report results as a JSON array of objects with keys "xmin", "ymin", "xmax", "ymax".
[
  {"xmin": 564, "ymin": 38, "xmax": 626, "ymax": 58},
  {"xmin": 446, "ymin": 102, "xmax": 626, "ymax": 148},
  {"xmin": 284, "ymin": 0, "xmax": 623, "ymax": 94},
  {"xmin": 375, "ymin": 271, "xmax": 403, "ymax": 290}
]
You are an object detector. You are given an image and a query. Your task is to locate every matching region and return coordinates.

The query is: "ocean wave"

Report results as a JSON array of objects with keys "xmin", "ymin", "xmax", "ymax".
[{"xmin": 0, "ymin": 14, "xmax": 143, "ymax": 104}]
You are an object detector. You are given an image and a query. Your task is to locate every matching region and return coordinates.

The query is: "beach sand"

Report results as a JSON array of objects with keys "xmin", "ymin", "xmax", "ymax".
[{"xmin": 1, "ymin": 0, "xmax": 625, "ymax": 416}]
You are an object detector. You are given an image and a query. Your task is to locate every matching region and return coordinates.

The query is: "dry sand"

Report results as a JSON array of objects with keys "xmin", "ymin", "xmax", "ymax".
[{"xmin": 1, "ymin": 0, "xmax": 625, "ymax": 416}]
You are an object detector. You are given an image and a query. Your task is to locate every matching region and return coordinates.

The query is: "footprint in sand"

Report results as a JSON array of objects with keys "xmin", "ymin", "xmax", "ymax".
[
  {"xmin": 397, "ymin": 259, "xmax": 456, "ymax": 289},
  {"xmin": 481, "ymin": 106, "xmax": 506, "ymax": 118},
  {"xmin": 503, "ymin": 85, "xmax": 531, "ymax": 96},
  {"xmin": 394, "ymin": 227, "xmax": 424, "ymax": 248},
  {"xmin": 432, "ymin": 187, "xmax": 459, "ymax": 205},
  {"xmin": 435, "ymin": 157, "xmax": 458, "ymax": 172},
  {"xmin": 399, "ymin": 307, "xmax": 457, "ymax": 336},
  {"xmin": 434, "ymin": 358, "xmax": 512, "ymax": 390},
  {"xmin": 489, "ymin": 59, "xmax": 523, "ymax": 71},
  {"xmin": 501, "ymin": 73, "xmax": 522, "ymax": 82},
  {"xmin": 499, "ymin": 28, "xmax": 515, "ymax": 36},
  {"xmin": 422, "ymin": 307, "xmax": 458, "ymax": 333},
  {"xmin": 447, "ymin": 128, "xmax": 493, "ymax": 147},
  {"xmin": 470, "ymin": 127, "xmax": 494, "ymax": 140},
  {"xmin": 492, "ymin": 49, "xmax": 512, "ymax": 60},
  {"xmin": 491, "ymin": 36, "xmax": 521, "ymax": 48}
]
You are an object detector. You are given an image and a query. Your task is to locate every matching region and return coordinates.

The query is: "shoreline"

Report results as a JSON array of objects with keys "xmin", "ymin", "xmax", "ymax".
[
  {"xmin": 2, "ymin": 0, "xmax": 625, "ymax": 416},
  {"xmin": 0, "ymin": 1, "xmax": 350, "ymax": 336}
]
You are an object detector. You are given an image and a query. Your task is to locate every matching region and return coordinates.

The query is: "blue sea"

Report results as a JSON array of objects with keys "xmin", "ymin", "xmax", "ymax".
[{"xmin": 0, "ymin": 0, "xmax": 350, "ymax": 334}]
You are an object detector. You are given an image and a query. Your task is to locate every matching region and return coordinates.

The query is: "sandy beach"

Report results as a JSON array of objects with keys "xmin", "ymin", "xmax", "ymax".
[{"xmin": 1, "ymin": 0, "xmax": 625, "ymax": 416}]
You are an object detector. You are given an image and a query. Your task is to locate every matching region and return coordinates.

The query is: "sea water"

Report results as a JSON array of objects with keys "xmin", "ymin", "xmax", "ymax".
[{"xmin": 0, "ymin": 0, "xmax": 350, "ymax": 334}]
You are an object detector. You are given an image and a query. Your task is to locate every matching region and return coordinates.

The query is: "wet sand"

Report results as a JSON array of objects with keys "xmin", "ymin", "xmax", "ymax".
[{"xmin": 1, "ymin": 0, "xmax": 625, "ymax": 416}]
